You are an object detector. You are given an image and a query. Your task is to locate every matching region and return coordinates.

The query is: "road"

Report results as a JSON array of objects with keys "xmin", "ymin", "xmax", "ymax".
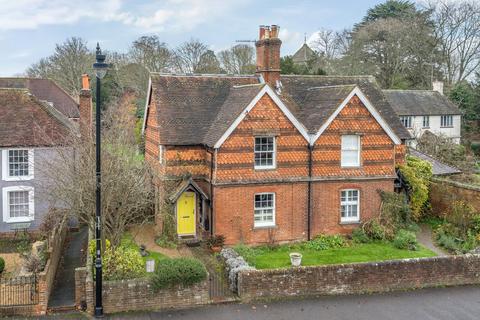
[
  {"xmin": 108, "ymin": 285, "xmax": 480, "ymax": 320},
  {"xmin": 45, "ymin": 285, "xmax": 480, "ymax": 320}
]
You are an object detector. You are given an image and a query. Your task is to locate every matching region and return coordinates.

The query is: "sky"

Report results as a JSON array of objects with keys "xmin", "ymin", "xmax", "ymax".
[{"xmin": 0, "ymin": 0, "xmax": 414, "ymax": 76}]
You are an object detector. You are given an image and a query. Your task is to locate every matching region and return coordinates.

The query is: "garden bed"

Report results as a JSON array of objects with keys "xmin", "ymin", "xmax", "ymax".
[{"xmin": 235, "ymin": 241, "xmax": 437, "ymax": 269}]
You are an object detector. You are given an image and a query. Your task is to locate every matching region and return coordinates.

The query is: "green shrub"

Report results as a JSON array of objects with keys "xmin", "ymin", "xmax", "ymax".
[
  {"xmin": 151, "ymin": 258, "xmax": 207, "ymax": 290},
  {"xmin": 303, "ymin": 234, "xmax": 346, "ymax": 250},
  {"xmin": 89, "ymin": 239, "xmax": 111, "ymax": 256},
  {"xmin": 436, "ymin": 227, "xmax": 461, "ymax": 253},
  {"xmin": 234, "ymin": 244, "xmax": 258, "ymax": 264},
  {"xmin": 102, "ymin": 246, "xmax": 146, "ymax": 280},
  {"xmin": 351, "ymin": 228, "xmax": 370, "ymax": 243},
  {"xmin": 393, "ymin": 229, "xmax": 418, "ymax": 251},
  {"xmin": 398, "ymin": 156, "xmax": 432, "ymax": 220},
  {"xmin": 363, "ymin": 220, "xmax": 386, "ymax": 240},
  {"xmin": 0, "ymin": 257, "xmax": 5, "ymax": 273},
  {"xmin": 155, "ymin": 235, "xmax": 177, "ymax": 249}
]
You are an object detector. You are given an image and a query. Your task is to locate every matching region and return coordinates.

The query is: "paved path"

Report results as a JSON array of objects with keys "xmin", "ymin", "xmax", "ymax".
[
  {"xmin": 48, "ymin": 227, "xmax": 88, "ymax": 309},
  {"xmin": 42, "ymin": 285, "xmax": 480, "ymax": 319},
  {"xmin": 417, "ymin": 224, "xmax": 448, "ymax": 256}
]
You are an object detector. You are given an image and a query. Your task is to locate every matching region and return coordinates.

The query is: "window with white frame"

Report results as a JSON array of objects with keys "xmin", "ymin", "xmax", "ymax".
[
  {"xmin": 341, "ymin": 135, "xmax": 360, "ymax": 167},
  {"xmin": 400, "ymin": 116, "xmax": 413, "ymax": 128},
  {"xmin": 422, "ymin": 116, "xmax": 430, "ymax": 128},
  {"xmin": 254, "ymin": 137, "xmax": 276, "ymax": 169},
  {"xmin": 254, "ymin": 193, "xmax": 275, "ymax": 227},
  {"xmin": 340, "ymin": 189, "xmax": 359, "ymax": 222},
  {"xmin": 2, "ymin": 149, "xmax": 34, "ymax": 181},
  {"xmin": 2, "ymin": 186, "xmax": 34, "ymax": 223},
  {"xmin": 441, "ymin": 115, "xmax": 453, "ymax": 127}
]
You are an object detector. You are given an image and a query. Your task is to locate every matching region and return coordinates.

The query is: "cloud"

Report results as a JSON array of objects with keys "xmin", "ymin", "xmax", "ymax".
[
  {"xmin": 0, "ymin": 0, "xmax": 248, "ymax": 32},
  {"xmin": 279, "ymin": 28, "xmax": 302, "ymax": 45},
  {"xmin": 0, "ymin": 0, "xmax": 124, "ymax": 30}
]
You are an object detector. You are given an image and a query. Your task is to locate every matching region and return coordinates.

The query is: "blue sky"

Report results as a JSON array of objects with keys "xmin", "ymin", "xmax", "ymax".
[{"xmin": 0, "ymin": 0, "xmax": 397, "ymax": 76}]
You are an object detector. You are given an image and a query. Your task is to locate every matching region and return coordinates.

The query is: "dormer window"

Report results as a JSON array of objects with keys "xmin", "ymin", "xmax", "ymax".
[
  {"xmin": 254, "ymin": 137, "xmax": 276, "ymax": 170},
  {"xmin": 2, "ymin": 149, "xmax": 34, "ymax": 181}
]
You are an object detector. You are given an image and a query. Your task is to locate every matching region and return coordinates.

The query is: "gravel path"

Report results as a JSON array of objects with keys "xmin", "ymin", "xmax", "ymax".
[{"xmin": 417, "ymin": 224, "xmax": 448, "ymax": 256}]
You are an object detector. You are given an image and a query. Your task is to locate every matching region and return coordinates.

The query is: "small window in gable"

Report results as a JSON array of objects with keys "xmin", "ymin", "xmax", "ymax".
[
  {"xmin": 254, "ymin": 136, "xmax": 276, "ymax": 169},
  {"xmin": 341, "ymin": 135, "xmax": 360, "ymax": 167},
  {"xmin": 159, "ymin": 145, "xmax": 165, "ymax": 165},
  {"xmin": 2, "ymin": 149, "xmax": 34, "ymax": 181}
]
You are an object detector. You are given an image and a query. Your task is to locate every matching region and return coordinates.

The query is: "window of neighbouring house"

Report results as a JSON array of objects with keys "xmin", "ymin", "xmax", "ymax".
[
  {"xmin": 254, "ymin": 193, "xmax": 275, "ymax": 227},
  {"xmin": 2, "ymin": 186, "xmax": 34, "ymax": 223},
  {"xmin": 400, "ymin": 116, "xmax": 413, "ymax": 128},
  {"xmin": 341, "ymin": 135, "xmax": 360, "ymax": 167},
  {"xmin": 422, "ymin": 116, "xmax": 430, "ymax": 128},
  {"xmin": 254, "ymin": 136, "xmax": 276, "ymax": 169},
  {"xmin": 340, "ymin": 189, "xmax": 359, "ymax": 223},
  {"xmin": 441, "ymin": 115, "xmax": 453, "ymax": 127},
  {"xmin": 2, "ymin": 149, "xmax": 34, "ymax": 181}
]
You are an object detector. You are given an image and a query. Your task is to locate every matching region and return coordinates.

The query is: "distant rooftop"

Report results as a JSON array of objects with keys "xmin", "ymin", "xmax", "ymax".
[
  {"xmin": 409, "ymin": 148, "xmax": 461, "ymax": 176},
  {"xmin": 383, "ymin": 89, "xmax": 461, "ymax": 116}
]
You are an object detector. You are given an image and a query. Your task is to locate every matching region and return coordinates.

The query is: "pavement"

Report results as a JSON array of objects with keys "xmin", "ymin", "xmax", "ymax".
[
  {"xmin": 42, "ymin": 285, "xmax": 480, "ymax": 320},
  {"xmin": 48, "ymin": 227, "xmax": 88, "ymax": 309}
]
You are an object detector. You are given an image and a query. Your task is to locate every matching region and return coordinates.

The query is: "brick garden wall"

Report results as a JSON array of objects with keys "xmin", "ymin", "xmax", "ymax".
[
  {"xmin": 237, "ymin": 254, "xmax": 480, "ymax": 301},
  {"xmin": 430, "ymin": 178, "xmax": 480, "ymax": 215}
]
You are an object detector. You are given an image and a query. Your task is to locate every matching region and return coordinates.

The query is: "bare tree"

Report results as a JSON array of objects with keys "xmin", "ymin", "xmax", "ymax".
[
  {"xmin": 313, "ymin": 29, "xmax": 340, "ymax": 59},
  {"xmin": 428, "ymin": 0, "xmax": 480, "ymax": 84},
  {"xmin": 37, "ymin": 92, "xmax": 154, "ymax": 247},
  {"xmin": 129, "ymin": 35, "xmax": 172, "ymax": 72},
  {"xmin": 27, "ymin": 37, "xmax": 94, "ymax": 97},
  {"xmin": 218, "ymin": 44, "xmax": 256, "ymax": 74},
  {"xmin": 172, "ymin": 38, "xmax": 209, "ymax": 73}
]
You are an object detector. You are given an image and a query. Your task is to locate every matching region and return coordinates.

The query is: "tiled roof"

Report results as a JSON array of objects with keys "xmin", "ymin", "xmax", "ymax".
[
  {"xmin": 383, "ymin": 90, "xmax": 461, "ymax": 116},
  {"xmin": 280, "ymin": 75, "xmax": 411, "ymax": 139},
  {"xmin": 0, "ymin": 88, "xmax": 74, "ymax": 148},
  {"xmin": 151, "ymin": 74, "xmax": 260, "ymax": 146},
  {"xmin": 409, "ymin": 148, "xmax": 461, "ymax": 176},
  {"xmin": 0, "ymin": 78, "xmax": 80, "ymax": 118},
  {"xmin": 149, "ymin": 74, "xmax": 412, "ymax": 147}
]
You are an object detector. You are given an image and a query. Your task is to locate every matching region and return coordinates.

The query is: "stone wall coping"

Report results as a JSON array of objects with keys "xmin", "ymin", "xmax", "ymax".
[
  {"xmin": 239, "ymin": 253, "xmax": 480, "ymax": 276},
  {"xmin": 431, "ymin": 177, "xmax": 480, "ymax": 192}
]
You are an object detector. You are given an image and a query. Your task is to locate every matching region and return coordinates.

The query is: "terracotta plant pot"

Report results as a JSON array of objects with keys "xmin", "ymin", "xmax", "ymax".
[
  {"xmin": 211, "ymin": 246, "xmax": 222, "ymax": 253},
  {"xmin": 289, "ymin": 252, "xmax": 302, "ymax": 267}
]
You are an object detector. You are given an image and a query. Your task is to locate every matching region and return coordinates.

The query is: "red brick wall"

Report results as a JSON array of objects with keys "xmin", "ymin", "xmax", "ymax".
[
  {"xmin": 311, "ymin": 179, "xmax": 394, "ymax": 235},
  {"xmin": 215, "ymin": 94, "xmax": 309, "ymax": 183},
  {"xmin": 237, "ymin": 254, "xmax": 480, "ymax": 301},
  {"xmin": 144, "ymin": 94, "xmax": 160, "ymax": 166},
  {"xmin": 313, "ymin": 95, "xmax": 396, "ymax": 177},
  {"xmin": 213, "ymin": 183, "xmax": 308, "ymax": 245}
]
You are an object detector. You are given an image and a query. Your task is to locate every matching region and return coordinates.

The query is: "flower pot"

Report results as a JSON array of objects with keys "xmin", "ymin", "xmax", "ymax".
[
  {"xmin": 289, "ymin": 252, "xmax": 302, "ymax": 267},
  {"xmin": 211, "ymin": 246, "xmax": 222, "ymax": 253}
]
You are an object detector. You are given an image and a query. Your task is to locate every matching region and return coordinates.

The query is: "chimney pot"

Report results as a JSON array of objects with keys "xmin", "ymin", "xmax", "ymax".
[
  {"xmin": 82, "ymin": 74, "xmax": 90, "ymax": 90},
  {"xmin": 259, "ymin": 25, "xmax": 266, "ymax": 40},
  {"xmin": 271, "ymin": 25, "xmax": 279, "ymax": 38}
]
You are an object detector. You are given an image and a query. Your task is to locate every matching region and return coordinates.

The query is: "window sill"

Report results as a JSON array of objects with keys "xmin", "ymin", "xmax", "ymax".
[
  {"xmin": 440, "ymin": 126, "xmax": 454, "ymax": 128},
  {"xmin": 340, "ymin": 166, "xmax": 361, "ymax": 169},
  {"xmin": 254, "ymin": 167, "xmax": 277, "ymax": 171},
  {"xmin": 339, "ymin": 221, "xmax": 360, "ymax": 225},
  {"xmin": 253, "ymin": 224, "xmax": 277, "ymax": 230},
  {"xmin": 5, "ymin": 217, "xmax": 34, "ymax": 224},
  {"xmin": 2, "ymin": 175, "xmax": 34, "ymax": 182}
]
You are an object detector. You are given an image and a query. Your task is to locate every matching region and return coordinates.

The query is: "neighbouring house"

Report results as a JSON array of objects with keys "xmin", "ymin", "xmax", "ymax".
[
  {"xmin": 383, "ymin": 83, "xmax": 462, "ymax": 146},
  {"xmin": 143, "ymin": 25, "xmax": 411, "ymax": 245},
  {"xmin": 0, "ymin": 77, "xmax": 91, "ymax": 235}
]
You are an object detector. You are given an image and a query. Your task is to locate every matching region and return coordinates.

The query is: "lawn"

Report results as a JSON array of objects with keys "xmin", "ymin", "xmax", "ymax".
[{"xmin": 236, "ymin": 242, "xmax": 437, "ymax": 269}]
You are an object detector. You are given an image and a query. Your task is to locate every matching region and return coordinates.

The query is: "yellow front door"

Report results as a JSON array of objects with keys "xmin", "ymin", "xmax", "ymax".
[{"xmin": 177, "ymin": 192, "xmax": 196, "ymax": 236}]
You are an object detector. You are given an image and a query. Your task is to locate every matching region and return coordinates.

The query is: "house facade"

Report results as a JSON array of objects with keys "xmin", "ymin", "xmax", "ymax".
[
  {"xmin": 383, "ymin": 84, "xmax": 462, "ymax": 145},
  {"xmin": 143, "ymin": 25, "xmax": 410, "ymax": 245},
  {"xmin": 0, "ymin": 78, "xmax": 90, "ymax": 234}
]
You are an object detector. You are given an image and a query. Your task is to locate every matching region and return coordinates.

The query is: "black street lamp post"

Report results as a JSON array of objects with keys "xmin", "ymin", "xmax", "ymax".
[{"xmin": 93, "ymin": 43, "xmax": 108, "ymax": 318}]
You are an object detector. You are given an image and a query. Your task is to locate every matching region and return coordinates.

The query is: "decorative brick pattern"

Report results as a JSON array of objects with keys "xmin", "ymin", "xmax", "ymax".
[{"xmin": 238, "ymin": 254, "xmax": 480, "ymax": 301}]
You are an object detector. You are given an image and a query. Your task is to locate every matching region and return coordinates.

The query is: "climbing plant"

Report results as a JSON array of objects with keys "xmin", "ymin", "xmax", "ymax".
[{"xmin": 398, "ymin": 155, "xmax": 432, "ymax": 221}]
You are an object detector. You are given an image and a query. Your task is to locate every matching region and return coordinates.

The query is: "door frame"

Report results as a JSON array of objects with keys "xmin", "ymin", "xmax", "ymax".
[{"xmin": 176, "ymin": 191, "xmax": 196, "ymax": 237}]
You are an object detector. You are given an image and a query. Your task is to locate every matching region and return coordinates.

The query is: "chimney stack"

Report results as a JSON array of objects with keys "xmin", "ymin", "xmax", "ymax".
[
  {"xmin": 255, "ymin": 25, "xmax": 282, "ymax": 89},
  {"xmin": 79, "ymin": 74, "xmax": 92, "ymax": 139},
  {"xmin": 432, "ymin": 80, "xmax": 444, "ymax": 95}
]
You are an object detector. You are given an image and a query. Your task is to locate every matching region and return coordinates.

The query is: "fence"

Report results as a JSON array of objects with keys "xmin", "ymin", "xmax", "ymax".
[
  {"xmin": 0, "ymin": 275, "xmax": 38, "ymax": 307},
  {"xmin": 0, "ymin": 214, "xmax": 68, "ymax": 316}
]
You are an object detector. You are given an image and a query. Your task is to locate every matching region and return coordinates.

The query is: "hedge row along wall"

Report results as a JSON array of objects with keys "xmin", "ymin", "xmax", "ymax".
[{"xmin": 237, "ymin": 254, "xmax": 480, "ymax": 300}]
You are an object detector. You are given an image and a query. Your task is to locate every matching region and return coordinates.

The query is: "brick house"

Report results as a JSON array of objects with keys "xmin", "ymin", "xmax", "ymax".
[{"xmin": 143, "ymin": 25, "xmax": 411, "ymax": 245}]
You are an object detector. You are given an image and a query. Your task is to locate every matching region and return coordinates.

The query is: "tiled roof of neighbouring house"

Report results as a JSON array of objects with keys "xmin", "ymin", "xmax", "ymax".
[
  {"xmin": 409, "ymin": 148, "xmax": 462, "ymax": 176},
  {"xmin": 383, "ymin": 90, "xmax": 461, "ymax": 116},
  {"xmin": 149, "ymin": 74, "xmax": 412, "ymax": 147},
  {"xmin": 292, "ymin": 43, "xmax": 316, "ymax": 65},
  {"xmin": 0, "ymin": 78, "xmax": 80, "ymax": 118},
  {"xmin": 0, "ymin": 88, "xmax": 75, "ymax": 147}
]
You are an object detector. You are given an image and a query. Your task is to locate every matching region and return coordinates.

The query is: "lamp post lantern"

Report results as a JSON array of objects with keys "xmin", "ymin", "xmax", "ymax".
[{"xmin": 93, "ymin": 43, "xmax": 108, "ymax": 318}]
